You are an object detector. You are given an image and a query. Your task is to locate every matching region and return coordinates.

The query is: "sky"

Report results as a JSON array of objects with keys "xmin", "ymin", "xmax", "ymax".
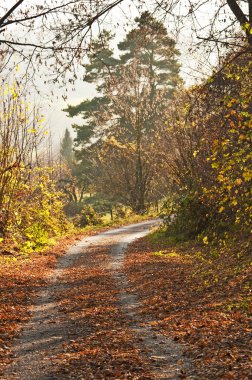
[
  {"xmin": 2, "ymin": 0, "xmax": 237, "ymax": 144},
  {"xmin": 42, "ymin": 1, "xmax": 142, "ymax": 143},
  {"xmin": 43, "ymin": 0, "xmax": 219, "ymax": 143}
]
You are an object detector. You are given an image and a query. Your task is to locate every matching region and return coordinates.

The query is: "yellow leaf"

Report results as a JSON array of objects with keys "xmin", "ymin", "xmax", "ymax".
[
  {"xmin": 203, "ymin": 236, "xmax": 208, "ymax": 245},
  {"xmin": 242, "ymin": 171, "xmax": 252, "ymax": 181}
]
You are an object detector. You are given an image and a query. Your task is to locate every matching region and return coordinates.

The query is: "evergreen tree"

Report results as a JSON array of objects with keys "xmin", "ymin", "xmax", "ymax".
[
  {"xmin": 59, "ymin": 129, "xmax": 94, "ymax": 205},
  {"xmin": 64, "ymin": 31, "xmax": 118, "ymax": 152},
  {"xmin": 60, "ymin": 128, "xmax": 73, "ymax": 165},
  {"xmin": 64, "ymin": 13, "xmax": 181, "ymax": 213},
  {"xmin": 118, "ymin": 11, "xmax": 181, "ymax": 99}
]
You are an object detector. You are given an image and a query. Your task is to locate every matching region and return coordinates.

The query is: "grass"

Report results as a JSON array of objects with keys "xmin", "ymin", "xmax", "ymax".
[
  {"xmin": 146, "ymin": 225, "xmax": 188, "ymax": 248},
  {"xmin": 100, "ymin": 211, "xmax": 157, "ymax": 227}
]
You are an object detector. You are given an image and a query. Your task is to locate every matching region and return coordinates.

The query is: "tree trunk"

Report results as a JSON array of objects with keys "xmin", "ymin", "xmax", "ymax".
[
  {"xmin": 226, "ymin": 0, "xmax": 252, "ymax": 47},
  {"xmin": 135, "ymin": 156, "xmax": 146, "ymax": 214}
]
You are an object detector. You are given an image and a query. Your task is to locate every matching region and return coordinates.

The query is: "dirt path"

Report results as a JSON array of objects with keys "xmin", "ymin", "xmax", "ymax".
[{"xmin": 3, "ymin": 220, "xmax": 193, "ymax": 380}]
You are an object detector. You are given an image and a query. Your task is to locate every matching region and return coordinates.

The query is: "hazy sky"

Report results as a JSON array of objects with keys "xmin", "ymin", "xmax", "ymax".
[
  {"xmin": 15, "ymin": 0, "xmax": 233, "ymax": 144},
  {"xmin": 43, "ymin": 2, "xmax": 216, "ymax": 143},
  {"xmin": 1, "ymin": 1, "xmax": 239, "ymax": 144}
]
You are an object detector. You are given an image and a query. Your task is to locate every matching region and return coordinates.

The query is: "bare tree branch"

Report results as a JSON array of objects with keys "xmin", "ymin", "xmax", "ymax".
[
  {"xmin": 0, "ymin": 0, "xmax": 25, "ymax": 29},
  {"xmin": 0, "ymin": 0, "xmax": 251, "ymax": 84},
  {"xmin": 0, "ymin": 1, "xmax": 76, "ymax": 29}
]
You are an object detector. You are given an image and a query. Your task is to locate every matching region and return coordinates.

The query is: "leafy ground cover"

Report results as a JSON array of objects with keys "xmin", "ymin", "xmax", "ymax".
[
  {"xmin": 47, "ymin": 241, "xmax": 154, "ymax": 379},
  {"xmin": 0, "ymin": 231, "xmax": 94, "ymax": 375},
  {"xmin": 0, "ymin": 217, "xmax": 153, "ymax": 378},
  {"xmin": 1, "ymin": 222, "xmax": 251, "ymax": 379},
  {"xmin": 124, "ymin": 232, "xmax": 251, "ymax": 379}
]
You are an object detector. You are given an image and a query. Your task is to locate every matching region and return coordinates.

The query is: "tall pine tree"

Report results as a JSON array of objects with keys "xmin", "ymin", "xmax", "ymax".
[{"xmin": 64, "ymin": 13, "xmax": 181, "ymax": 213}]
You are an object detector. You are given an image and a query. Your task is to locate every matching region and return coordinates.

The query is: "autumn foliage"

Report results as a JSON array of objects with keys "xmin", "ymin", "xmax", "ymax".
[
  {"xmin": 0, "ymin": 10, "xmax": 251, "ymax": 379},
  {"xmin": 158, "ymin": 50, "xmax": 252, "ymax": 243},
  {"xmin": 0, "ymin": 83, "xmax": 71, "ymax": 252}
]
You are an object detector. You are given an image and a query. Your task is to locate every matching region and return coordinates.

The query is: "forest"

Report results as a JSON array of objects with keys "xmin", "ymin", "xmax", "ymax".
[{"xmin": 0, "ymin": 1, "xmax": 251, "ymax": 379}]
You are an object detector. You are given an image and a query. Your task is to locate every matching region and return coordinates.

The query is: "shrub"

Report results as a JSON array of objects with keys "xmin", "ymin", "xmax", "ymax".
[
  {"xmin": 63, "ymin": 202, "xmax": 84, "ymax": 217},
  {"xmin": 75, "ymin": 206, "xmax": 102, "ymax": 227},
  {"xmin": 162, "ymin": 193, "xmax": 209, "ymax": 241}
]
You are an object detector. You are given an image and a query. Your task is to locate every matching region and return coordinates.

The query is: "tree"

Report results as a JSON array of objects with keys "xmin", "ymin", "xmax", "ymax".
[
  {"xmin": 118, "ymin": 11, "xmax": 181, "ymax": 99},
  {"xmin": 59, "ymin": 130, "xmax": 96, "ymax": 207},
  {"xmin": 64, "ymin": 13, "xmax": 181, "ymax": 213},
  {"xmin": 0, "ymin": 82, "xmax": 69, "ymax": 248},
  {"xmin": 157, "ymin": 48, "xmax": 251, "ymax": 239},
  {"xmin": 60, "ymin": 128, "xmax": 73, "ymax": 166}
]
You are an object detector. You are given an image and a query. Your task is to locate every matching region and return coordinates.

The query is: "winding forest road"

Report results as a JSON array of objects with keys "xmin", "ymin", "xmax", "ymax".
[{"xmin": 3, "ymin": 220, "xmax": 192, "ymax": 380}]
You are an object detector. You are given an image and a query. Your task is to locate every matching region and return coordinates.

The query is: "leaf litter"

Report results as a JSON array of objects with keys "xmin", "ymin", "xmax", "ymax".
[
  {"xmin": 123, "ymin": 236, "xmax": 251, "ymax": 380},
  {"xmin": 1, "ymin": 221, "xmax": 250, "ymax": 379}
]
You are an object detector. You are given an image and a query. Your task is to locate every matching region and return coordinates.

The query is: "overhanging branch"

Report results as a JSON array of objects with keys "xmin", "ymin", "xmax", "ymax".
[
  {"xmin": 0, "ymin": 0, "xmax": 25, "ymax": 29},
  {"xmin": 226, "ymin": 0, "xmax": 249, "ymax": 25}
]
